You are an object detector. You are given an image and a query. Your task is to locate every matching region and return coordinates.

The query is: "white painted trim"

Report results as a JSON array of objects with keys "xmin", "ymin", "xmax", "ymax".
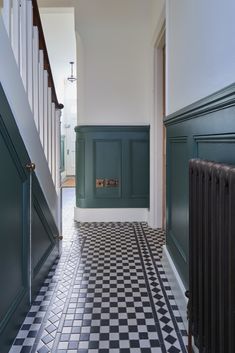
[
  {"xmin": 38, "ymin": 50, "xmax": 44, "ymax": 145},
  {"xmin": 0, "ymin": 16, "xmax": 59, "ymax": 226},
  {"xmin": 43, "ymin": 70, "xmax": 48, "ymax": 155},
  {"xmin": 48, "ymin": 88, "xmax": 52, "ymax": 168},
  {"xmin": 51, "ymin": 102, "xmax": 56, "ymax": 183},
  {"xmin": 151, "ymin": 4, "xmax": 166, "ymax": 48},
  {"xmin": 39, "ymin": 6, "xmax": 74, "ymax": 14},
  {"xmin": 27, "ymin": 0, "xmax": 33, "ymax": 110},
  {"xmin": 2, "ymin": 0, "xmax": 11, "ymax": 37},
  {"xmin": 55, "ymin": 109, "xmax": 61, "ymax": 190},
  {"xmin": 162, "ymin": 245, "xmax": 188, "ymax": 330},
  {"xmin": 149, "ymin": 46, "xmax": 164, "ymax": 229},
  {"xmin": 38, "ymin": 1, "xmax": 75, "ymax": 9},
  {"xmin": 12, "ymin": 0, "xmax": 20, "ymax": 66},
  {"xmin": 74, "ymin": 208, "xmax": 148, "ymax": 223},
  {"xmin": 20, "ymin": 0, "xmax": 27, "ymax": 90},
  {"xmin": 33, "ymin": 26, "xmax": 39, "ymax": 129},
  {"xmin": 75, "ymin": 123, "xmax": 150, "ymax": 127},
  {"xmin": 148, "ymin": 9, "xmax": 166, "ymax": 229}
]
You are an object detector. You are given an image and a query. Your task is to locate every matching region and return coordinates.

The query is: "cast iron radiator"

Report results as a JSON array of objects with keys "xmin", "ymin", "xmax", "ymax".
[{"xmin": 189, "ymin": 159, "xmax": 235, "ymax": 353}]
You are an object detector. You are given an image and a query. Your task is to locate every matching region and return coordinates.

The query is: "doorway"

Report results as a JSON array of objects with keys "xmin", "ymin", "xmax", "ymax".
[
  {"xmin": 153, "ymin": 24, "xmax": 166, "ymax": 229},
  {"xmin": 63, "ymin": 80, "xmax": 77, "ymax": 180},
  {"xmin": 39, "ymin": 6, "xmax": 77, "ymax": 188},
  {"xmin": 61, "ymin": 80, "xmax": 77, "ymax": 188}
]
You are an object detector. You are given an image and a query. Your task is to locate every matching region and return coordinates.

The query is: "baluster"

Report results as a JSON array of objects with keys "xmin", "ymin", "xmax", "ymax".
[
  {"xmin": 27, "ymin": 0, "xmax": 33, "ymax": 110},
  {"xmin": 2, "ymin": 0, "xmax": 12, "ymax": 37},
  {"xmin": 53, "ymin": 109, "xmax": 59, "ymax": 185},
  {"xmin": 33, "ymin": 26, "xmax": 39, "ymax": 128},
  {"xmin": 51, "ymin": 102, "xmax": 55, "ymax": 183},
  {"xmin": 48, "ymin": 89, "xmax": 52, "ymax": 169},
  {"xmin": 38, "ymin": 49, "xmax": 44, "ymax": 146},
  {"xmin": 12, "ymin": 0, "xmax": 20, "ymax": 66},
  {"xmin": 43, "ymin": 70, "xmax": 48, "ymax": 157},
  {"xmin": 3, "ymin": 0, "xmax": 63, "ymax": 187},
  {"xmin": 55, "ymin": 109, "xmax": 61, "ymax": 189},
  {"xmin": 20, "ymin": 0, "xmax": 27, "ymax": 89}
]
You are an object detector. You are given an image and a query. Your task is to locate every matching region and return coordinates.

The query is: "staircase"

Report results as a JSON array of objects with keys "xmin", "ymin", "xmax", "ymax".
[
  {"xmin": 0, "ymin": 1, "xmax": 63, "ymax": 352},
  {"xmin": 1, "ymin": 0, "xmax": 63, "ymax": 197}
]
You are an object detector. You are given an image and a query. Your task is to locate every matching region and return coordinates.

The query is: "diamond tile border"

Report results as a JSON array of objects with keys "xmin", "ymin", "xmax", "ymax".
[{"xmin": 9, "ymin": 189, "xmax": 188, "ymax": 353}]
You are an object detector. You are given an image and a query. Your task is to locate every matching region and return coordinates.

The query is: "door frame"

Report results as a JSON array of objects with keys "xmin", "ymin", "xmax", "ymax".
[{"xmin": 149, "ymin": 12, "xmax": 166, "ymax": 229}]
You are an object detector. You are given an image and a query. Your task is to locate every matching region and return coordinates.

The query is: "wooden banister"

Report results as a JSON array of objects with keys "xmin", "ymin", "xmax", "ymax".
[{"xmin": 32, "ymin": 0, "xmax": 63, "ymax": 110}]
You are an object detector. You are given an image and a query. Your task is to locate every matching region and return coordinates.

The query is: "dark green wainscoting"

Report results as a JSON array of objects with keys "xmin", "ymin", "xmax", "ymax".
[
  {"xmin": 0, "ymin": 84, "xmax": 59, "ymax": 353},
  {"xmin": 31, "ymin": 175, "xmax": 59, "ymax": 296},
  {"xmin": 164, "ymin": 83, "xmax": 235, "ymax": 287},
  {"xmin": 75, "ymin": 125, "xmax": 149, "ymax": 208}
]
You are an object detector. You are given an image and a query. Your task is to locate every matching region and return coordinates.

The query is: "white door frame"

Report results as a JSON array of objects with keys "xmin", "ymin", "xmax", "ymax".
[
  {"xmin": 64, "ymin": 115, "xmax": 76, "ymax": 176},
  {"xmin": 148, "ymin": 10, "xmax": 166, "ymax": 229}
]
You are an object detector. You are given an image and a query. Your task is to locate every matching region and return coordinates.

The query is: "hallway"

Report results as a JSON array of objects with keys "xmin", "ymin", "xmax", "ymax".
[{"xmin": 9, "ymin": 189, "xmax": 187, "ymax": 353}]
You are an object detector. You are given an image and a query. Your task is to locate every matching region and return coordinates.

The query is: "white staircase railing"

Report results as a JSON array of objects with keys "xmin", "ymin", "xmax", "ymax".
[{"xmin": 1, "ymin": 0, "xmax": 63, "ymax": 189}]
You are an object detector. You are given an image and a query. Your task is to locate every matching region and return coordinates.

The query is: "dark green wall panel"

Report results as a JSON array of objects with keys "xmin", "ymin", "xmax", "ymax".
[
  {"xmin": 0, "ymin": 84, "xmax": 59, "ymax": 353},
  {"xmin": 0, "ymin": 118, "xmax": 28, "ymax": 348},
  {"xmin": 167, "ymin": 137, "xmax": 189, "ymax": 284},
  {"xmin": 130, "ymin": 140, "xmax": 149, "ymax": 198},
  {"xmin": 195, "ymin": 134, "xmax": 235, "ymax": 163},
  {"xmin": 165, "ymin": 83, "xmax": 235, "ymax": 287},
  {"xmin": 94, "ymin": 140, "xmax": 122, "ymax": 199},
  {"xmin": 75, "ymin": 126, "xmax": 149, "ymax": 208},
  {"xmin": 31, "ymin": 173, "xmax": 59, "ymax": 297},
  {"xmin": 32, "ymin": 203, "xmax": 54, "ymax": 276},
  {"xmin": 0, "ymin": 140, "xmax": 25, "ymax": 316},
  {"xmin": 76, "ymin": 139, "xmax": 85, "ymax": 199}
]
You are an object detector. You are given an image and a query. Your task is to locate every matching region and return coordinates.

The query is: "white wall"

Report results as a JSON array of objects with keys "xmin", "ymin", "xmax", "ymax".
[
  {"xmin": 74, "ymin": 0, "xmax": 167, "ymax": 226},
  {"xmin": 40, "ymin": 9, "xmax": 76, "ymax": 104},
  {"xmin": 151, "ymin": 0, "xmax": 165, "ymax": 42},
  {"xmin": 40, "ymin": 8, "xmax": 77, "ymax": 176},
  {"xmin": 166, "ymin": 0, "xmax": 235, "ymax": 115},
  {"xmin": 75, "ymin": 0, "xmax": 153, "ymax": 125}
]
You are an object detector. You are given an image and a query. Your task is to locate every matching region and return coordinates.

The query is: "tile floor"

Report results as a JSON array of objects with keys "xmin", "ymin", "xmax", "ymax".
[{"xmin": 9, "ymin": 188, "xmax": 188, "ymax": 353}]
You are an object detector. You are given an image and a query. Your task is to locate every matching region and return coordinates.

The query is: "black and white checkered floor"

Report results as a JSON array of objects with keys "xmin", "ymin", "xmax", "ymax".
[{"xmin": 9, "ymin": 189, "xmax": 188, "ymax": 353}]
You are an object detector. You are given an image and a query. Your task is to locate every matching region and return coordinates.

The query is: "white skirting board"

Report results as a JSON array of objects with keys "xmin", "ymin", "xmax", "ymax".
[
  {"xmin": 74, "ymin": 207, "xmax": 149, "ymax": 223},
  {"xmin": 161, "ymin": 245, "xmax": 188, "ymax": 330},
  {"xmin": 162, "ymin": 246, "xmax": 200, "ymax": 352}
]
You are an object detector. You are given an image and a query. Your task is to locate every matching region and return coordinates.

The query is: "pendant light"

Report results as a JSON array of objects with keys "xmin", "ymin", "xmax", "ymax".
[{"xmin": 67, "ymin": 61, "xmax": 77, "ymax": 83}]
